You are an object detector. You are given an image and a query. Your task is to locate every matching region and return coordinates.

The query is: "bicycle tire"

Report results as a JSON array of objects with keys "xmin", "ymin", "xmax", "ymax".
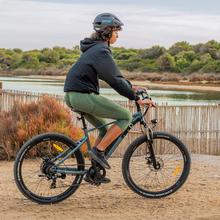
[
  {"xmin": 122, "ymin": 131, "xmax": 191, "ymax": 198},
  {"xmin": 14, "ymin": 132, "xmax": 85, "ymax": 204}
]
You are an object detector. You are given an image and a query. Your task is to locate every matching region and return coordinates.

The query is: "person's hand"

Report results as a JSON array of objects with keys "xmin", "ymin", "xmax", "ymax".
[
  {"xmin": 132, "ymin": 85, "xmax": 148, "ymax": 92},
  {"xmin": 136, "ymin": 98, "xmax": 156, "ymax": 107}
]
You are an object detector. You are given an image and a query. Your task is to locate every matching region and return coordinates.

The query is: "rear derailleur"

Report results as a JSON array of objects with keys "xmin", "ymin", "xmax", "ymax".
[{"xmin": 40, "ymin": 158, "xmax": 66, "ymax": 189}]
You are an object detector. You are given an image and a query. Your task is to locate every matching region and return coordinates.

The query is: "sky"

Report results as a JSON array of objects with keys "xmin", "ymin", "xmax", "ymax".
[{"xmin": 0, "ymin": 0, "xmax": 220, "ymax": 50}]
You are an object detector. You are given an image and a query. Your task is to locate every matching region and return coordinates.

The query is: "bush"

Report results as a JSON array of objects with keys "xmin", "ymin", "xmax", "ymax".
[
  {"xmin": 157, "ymin": 53, "xmax": 176, "ymax": 71},
  {"xmin": 169, "ymin": 41, "xmax": 192, "ymax": 56},
  {"xmin": 138, "ymin": 46, "xmax": 165, "ymax": 59},
  {"xmin": 1, "ymin": 40, "xmax": 220, "ymax": 75},
  {"xmin": 0, "ymin": 96, "xmax": 95, "ymax": 160},
  {"xmin": 188, "ymin": 73, "xmax": 219, "ymax": 82},
  {"xmin": 114, "ymin": 50, "xmax": 137, "ymax": 60},
  {"xmin": 124, "ymin": 71, "xmax": 163, "ymax": 81},
  {"xmin": 117, "ymin": 59, "xmax": 141, "ymax": 72},
  {"xmin": 200, "ymin": 60, "xmax": 220, "ymax": 73},
  {"xmin": 187, "ymin": 59, "xmax": 204, "ymax": 73},
  {"xmin": 160, "ymin": 73, "xmax": 182, "ymax": 82}
]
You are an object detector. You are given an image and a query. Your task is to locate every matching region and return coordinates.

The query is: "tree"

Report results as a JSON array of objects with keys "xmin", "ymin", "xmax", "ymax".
[
  {"xmin": 1, "ymin": 40, "xmax": 220, "ymax": 74},
  {"xmin": 199, "ymin": 53, "xmax": 213, "ymax": 63},
  {"xmin": 13, "ymin": 48, "xmax": 23, "ymax": 53},
  {"xmin": 20, "ymin": 52, "xmax": 40, "ymax": 69},
  {"xmin": 117, "ymin": 59, "xmax": 141, "ymax": 72},
  {"xmin": 10, "ymin": 53, "xmax": 23, "ymax": 69},
  {"xmin": 175, "ymin": 51, "xmax": 196, "ymax": 72},
  {"xmin": 39, "ymin": 48, "xmax": 59, "ymax": 63},
  {"xmin": 114, "ymin": 50, "xmax": 137, "ymax": 60},
  {"xmin": 200, "ymin": 60, "xmax": 220, "ymax": 73},
  {"xmin": 187, "ymin": 59, "xmax": 203, "ymax": 73},
  {"xmin": 157, "ymin": 53, "xmax": 176, "ymax": 71},
  {"xmin": 139, "ymin": 46, "xmax": 165, "ymax": 59},
  {"xmin": 169, "ymin": 41, "xmax": 192, "ymax": 56}
]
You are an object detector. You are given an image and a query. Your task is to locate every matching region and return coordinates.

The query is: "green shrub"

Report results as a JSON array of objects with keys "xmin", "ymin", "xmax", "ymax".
[
  {"xmin": 138, "ymin": 46, "xmax": 165, "ymax": 59},
  {"xmin": 187, "ymin": 59, "xmax": 204, "ymax": 73},
  {"xmin": 169, "ymin": 41, "xmax": 192, "ymax": 56},
  {"xmin": 200, "ymin": 60, "xmax": 220, "ymax": 73},
  {"xmin": 1, "ymin": 40, "xmax": 220, "ymax": 74},
  {"xmin": 157, "ymin": 53, "xmax": 176, "ymax": 71}
]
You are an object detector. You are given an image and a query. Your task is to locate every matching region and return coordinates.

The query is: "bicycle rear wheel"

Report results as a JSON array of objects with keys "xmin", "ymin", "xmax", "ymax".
[
  {"xmin": 14, "ymin": 132, "xmax": 84, "ymax": 204},
  {"xmin": 122, "ymin": 132, "xmax": 191, "ymax": 198}
]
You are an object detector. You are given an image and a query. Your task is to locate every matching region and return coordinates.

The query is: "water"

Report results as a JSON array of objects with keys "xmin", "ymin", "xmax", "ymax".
[{"xmin": 0, "ymin": 76, "xmax": 220, "ymax": 105}]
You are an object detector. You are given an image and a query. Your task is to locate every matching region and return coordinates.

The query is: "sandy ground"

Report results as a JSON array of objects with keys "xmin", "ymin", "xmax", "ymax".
[{"xmin": 0, "ymin": 155, "xmax": 220, "ymax": 220}]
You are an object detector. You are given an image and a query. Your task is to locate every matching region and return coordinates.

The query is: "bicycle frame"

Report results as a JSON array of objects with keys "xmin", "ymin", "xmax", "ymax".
[{"xmin": 51, "ymin": 106, "xmax": 150, "ymax": 176}]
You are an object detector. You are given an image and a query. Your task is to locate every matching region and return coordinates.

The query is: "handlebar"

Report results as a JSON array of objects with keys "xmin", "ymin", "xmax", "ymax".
[
  {"xmin": 134, "ymin": 89, "xmax": 154, "ymax": 116},
  {"xmin": 135, "ymin": 89, "xmax": 151, "ymax": 100}
]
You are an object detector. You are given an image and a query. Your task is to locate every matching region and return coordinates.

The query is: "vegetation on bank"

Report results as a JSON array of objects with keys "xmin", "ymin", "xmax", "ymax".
[
  {"xmin": 0, "ymin": 97, "xmax": 95, "ymax": 160},
  {"xmin": 0, "ymin": 40, "xmax": 220, "ymax": 81}
]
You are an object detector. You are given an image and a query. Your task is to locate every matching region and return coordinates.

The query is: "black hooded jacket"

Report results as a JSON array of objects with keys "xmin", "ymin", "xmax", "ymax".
[{"xmin": 64, "ymin": 38, "xmax": 137, "ymax": 100}]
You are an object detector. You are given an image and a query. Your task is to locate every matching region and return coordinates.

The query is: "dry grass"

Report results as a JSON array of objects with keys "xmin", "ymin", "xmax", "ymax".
[
  {"xmin": 0, "ymin": 96, "xmax": 94, "ymax": 160},
  {"xmin": 122, "ymin": 70, "xmax": 220, "ymax": 84}
]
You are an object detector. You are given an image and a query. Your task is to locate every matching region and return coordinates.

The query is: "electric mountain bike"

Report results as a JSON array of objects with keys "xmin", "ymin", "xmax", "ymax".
[{"xmin": 14, "ymin": 90, "xmax": 191, "ymax": 204}]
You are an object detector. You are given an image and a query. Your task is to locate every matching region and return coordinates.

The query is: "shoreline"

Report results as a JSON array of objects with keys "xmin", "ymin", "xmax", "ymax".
[
  {"xmin": 0, "ymin": 74, "xmax": 220, "ymax": 93},
  {"xmin": 130, "ymin": 80, "xmax": 220, "ymax": 92}
]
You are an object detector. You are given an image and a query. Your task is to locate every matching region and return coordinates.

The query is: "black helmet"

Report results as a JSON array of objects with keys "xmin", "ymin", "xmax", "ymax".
[{"xmin": 93, "ymin": 13, "xmax": 124, "ymax": 32}]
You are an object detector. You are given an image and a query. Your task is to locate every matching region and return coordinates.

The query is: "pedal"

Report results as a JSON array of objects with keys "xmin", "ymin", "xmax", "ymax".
[{"xmin": 84, "ymin": 174, "xmax": 96, "ymax": 185}]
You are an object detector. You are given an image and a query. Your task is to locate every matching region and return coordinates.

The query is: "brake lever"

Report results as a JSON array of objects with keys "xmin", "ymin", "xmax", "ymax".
[{"xmin": 136, "ymin": 89, "xmax": 147, "ymax": 95}]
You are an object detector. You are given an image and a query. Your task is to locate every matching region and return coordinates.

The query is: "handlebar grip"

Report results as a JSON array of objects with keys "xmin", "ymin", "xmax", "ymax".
[{"xmin": 135, "ymin": 89, "xmax": 146, "ymax": 95}]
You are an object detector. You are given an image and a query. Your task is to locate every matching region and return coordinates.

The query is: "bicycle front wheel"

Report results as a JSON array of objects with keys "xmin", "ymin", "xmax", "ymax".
[
  {"xmin": 14, "ymin": 132, "xmax": 85, "ymax": 204},
  {"xmin": 122, "ymin": 132, "xmax": 191, "ymax": 198}
]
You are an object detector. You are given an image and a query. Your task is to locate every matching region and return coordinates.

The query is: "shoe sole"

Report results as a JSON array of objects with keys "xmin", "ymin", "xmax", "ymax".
[
  {"xmin": 84, "ymin": 176, "xmax": 111, "ymax": 184},
  {"xmin": 88, "ymin": 150, "xmax": 111, "ymax": 169}
]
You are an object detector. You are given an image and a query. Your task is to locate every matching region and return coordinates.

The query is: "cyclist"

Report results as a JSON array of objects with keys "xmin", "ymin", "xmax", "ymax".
[{"xmin": 64, "ymin": 13, "xmax": 155, "ymax": 183}]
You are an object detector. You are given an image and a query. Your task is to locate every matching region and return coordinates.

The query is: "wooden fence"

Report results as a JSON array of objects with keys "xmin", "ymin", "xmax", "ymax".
[{"xmin": 0, "ymin": 88, "xmax": 220, "ymax": 156}]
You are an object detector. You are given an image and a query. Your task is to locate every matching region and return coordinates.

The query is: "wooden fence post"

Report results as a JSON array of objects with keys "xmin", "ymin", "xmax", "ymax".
[{"xmin": 0, "ymin": 81, "xmax": 2, "ymax": 111}]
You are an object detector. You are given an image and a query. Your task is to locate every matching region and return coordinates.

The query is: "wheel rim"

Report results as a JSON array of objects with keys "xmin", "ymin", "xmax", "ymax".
[
  {"xmin": 17, "ymin": 139, "xmax": 82, "ymax": 200},
  {"xmin": 127, "ymin": 137, "xmax": 187, "ymax": 195}
]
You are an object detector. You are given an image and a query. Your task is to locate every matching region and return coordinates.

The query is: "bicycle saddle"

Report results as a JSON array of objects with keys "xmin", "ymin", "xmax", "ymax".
[{"xmin": 70, "ymin": 108, "xmax": 85, "ymax": 115}]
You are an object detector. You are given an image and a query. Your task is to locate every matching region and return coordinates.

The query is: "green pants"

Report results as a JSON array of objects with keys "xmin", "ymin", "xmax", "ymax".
[{"xmin": 65, "ymin": 92, "xmax": 132, "ymax": 138}]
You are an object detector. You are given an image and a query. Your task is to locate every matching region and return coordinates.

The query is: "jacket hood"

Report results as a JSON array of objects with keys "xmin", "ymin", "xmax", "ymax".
[{"xmin": 80, "ymin": 38, "xmax": 107, "ymax": 52}]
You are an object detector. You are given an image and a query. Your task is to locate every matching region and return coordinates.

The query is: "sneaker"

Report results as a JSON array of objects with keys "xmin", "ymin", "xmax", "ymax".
[
  {"xmin": 83, "ymin": 174, "xmax": 94, "ymax": 184},
  {"xmin": 89, "ymin": 147, "xmax": 111, "ymax": 169},
  {"xmin": 84, "ymin": 173, "xmax": 111, "ymax": 184}
]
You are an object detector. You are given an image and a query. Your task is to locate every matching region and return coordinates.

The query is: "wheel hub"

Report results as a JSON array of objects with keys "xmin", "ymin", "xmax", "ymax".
[
  {"xmin": 40, "ymin": 158, "xmax": 55, "ymax": 176},
  {"xmin": 147, "ymin": 157, "xmax": 164, "ymax": 172}
]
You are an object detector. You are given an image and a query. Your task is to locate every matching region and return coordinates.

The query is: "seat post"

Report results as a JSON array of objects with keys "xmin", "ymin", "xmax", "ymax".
[
  {"xmin": 80, "ymin": 113, "xmax": 87, "ymax": 130},
  {"xmin": 71, "ymin": 108, "xmax": 88, "ymax": 131}
]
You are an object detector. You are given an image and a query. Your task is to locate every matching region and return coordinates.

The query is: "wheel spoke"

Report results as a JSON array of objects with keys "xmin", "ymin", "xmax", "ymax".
[
  {"xmin": 14, "ymin": 135, "xmax": 84, "ymax": 203},
  {"xmin": 125, "ymin": 134, "xmax": 190, "ymax": 197}
]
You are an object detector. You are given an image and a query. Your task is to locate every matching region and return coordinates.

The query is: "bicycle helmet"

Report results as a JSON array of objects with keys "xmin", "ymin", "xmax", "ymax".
[
  {"xmin": 93, "ymin": 13, "xmax": 124, "ymax": 41},
  {"xmin": 93, "ymin": 13, "xmax": 124, "ymax": 32}
]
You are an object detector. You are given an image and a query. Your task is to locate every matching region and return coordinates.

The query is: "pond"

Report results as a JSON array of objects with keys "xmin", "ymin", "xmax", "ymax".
[{"xmin": 0, "ymin": 76, "xmax": 220, "ymax": 105}]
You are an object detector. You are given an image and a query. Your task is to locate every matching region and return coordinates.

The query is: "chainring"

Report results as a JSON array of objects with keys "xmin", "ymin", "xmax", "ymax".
[{"xmin": 86, "ymin": 161, "xmax": 106, "ymax": 186}]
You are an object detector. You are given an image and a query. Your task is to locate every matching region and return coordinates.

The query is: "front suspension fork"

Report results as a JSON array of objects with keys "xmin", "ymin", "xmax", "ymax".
[{"xmin": 140, "ymin": 120, "xmax": 159, "ymax": 170}]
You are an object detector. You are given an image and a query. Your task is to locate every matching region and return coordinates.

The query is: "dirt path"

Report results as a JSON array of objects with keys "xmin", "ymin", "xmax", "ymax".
[{"xmin": 0, "ymin": 155, "xmax": 220, "ymax": 220}]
